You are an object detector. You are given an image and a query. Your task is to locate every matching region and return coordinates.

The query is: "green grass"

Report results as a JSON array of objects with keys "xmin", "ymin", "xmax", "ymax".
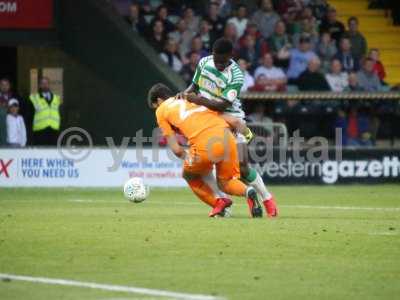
[{"xmin": 0, "ymin": 185, "xmax": 400, "ymax": 300}]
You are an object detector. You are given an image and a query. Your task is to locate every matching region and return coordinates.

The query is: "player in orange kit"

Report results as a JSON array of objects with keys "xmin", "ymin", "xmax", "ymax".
[{"xmin": 147, "ymin": 83, "xmax": 260, "ymax": 217}]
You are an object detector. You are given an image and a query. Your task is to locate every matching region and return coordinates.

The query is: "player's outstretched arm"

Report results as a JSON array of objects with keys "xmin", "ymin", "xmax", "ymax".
[
  {"xmin": 166, "ymin": 135, "xmax": 185, "ymax": 159},
  {"xmin": 185, "ymin": 93, "xmax": 230, "ymax": 112}
]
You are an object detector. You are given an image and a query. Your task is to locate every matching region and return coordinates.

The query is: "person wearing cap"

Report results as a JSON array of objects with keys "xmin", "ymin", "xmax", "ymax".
[
  {"xmin": 286, "ymin": 35, "xmax": 317, "ymax": 80},
  {"xmin": 29, "ymin": 77, "xmax": 61, "ymax": 146},
  {"xmin": 6, "ymin": 99, "xmax": 27, "ymax": 147}
]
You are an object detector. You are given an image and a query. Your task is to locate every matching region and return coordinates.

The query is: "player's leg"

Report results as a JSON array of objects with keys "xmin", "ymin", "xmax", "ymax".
[
  {"xmin": 182, "ymin": 171, "xmax": 217, "ymax": 208},
  {"xmin": 202, "ymin": 171, "xmax": 232, "ymax": 217},
  {"xmin": 237, "ymin": 140, "xmax": 278, "ymax": 217},
  {"xmin": 214, "ymin": 131, "xmax": 262, "ymax": 217}
]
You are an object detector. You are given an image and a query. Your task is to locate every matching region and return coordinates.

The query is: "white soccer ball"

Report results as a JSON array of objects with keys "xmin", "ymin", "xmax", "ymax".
[{"xmin": 123, "ymin": 177, "xmax": 149, "ymax": 203}]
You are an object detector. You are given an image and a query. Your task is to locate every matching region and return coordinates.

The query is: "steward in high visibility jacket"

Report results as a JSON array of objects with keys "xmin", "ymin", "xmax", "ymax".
[{"xmin": 29, "ymin": 77, "xmax": 61, "ymax": 146}]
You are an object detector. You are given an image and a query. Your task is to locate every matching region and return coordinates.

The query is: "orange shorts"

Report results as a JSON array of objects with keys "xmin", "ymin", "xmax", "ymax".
[{"xmin": 183, "ymin": 128, "xmax": 240, "ymax": 181}]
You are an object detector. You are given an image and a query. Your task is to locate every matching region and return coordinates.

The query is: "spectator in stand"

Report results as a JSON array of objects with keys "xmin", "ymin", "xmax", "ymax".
[
  {"xmin": 183, "ymin": 7, "xmax": 200, "ymax": 33},
  {"xmin": 147, "ymin": 19, "xmax": 167, "ymax": 53},
  {"xmin": 238, "ymin": 22, "xmax": 269, "ymax": 55},
  {"xmin": 169, "ymin": 18, "xmax": 194, "ymax": 61},
  {"xmin": 357, "ymin": 58, "xmax": 383, "ymax": 92},
  {"xmin": 124, "ymin": 3, "xmax": 147, "ymax": 34},
  {"xmin": 251, "ymin": 0, "xmax": 280, "ymax": 39},
  {"xmin": 248, "ymin": 103, "xmax": 273, "ymax": 125},
  {"xmin": 223, "ymin": 22, "xmax": 238, "ymax": 44},
  {"xmin": 319, "ymin": 7, "xmax": 345, "ymax": 44},
  {"xmin": 344, "ymin": 17, "xmax": 367, "ymax": 61},
  {"xmin": 237, "ymin": 58, "xmax": 255, "ymax": 92},
  {"xmin": 160, "ymin": 38, "xmax": 183, "ymax": 72},
  {"xmin": 237, "ymin": 34, "xmax": 262, "ymax": 72},
  {"xmin": 155, "ymin": 4, "xmax": 175, "ymax": 33},
  {"xmin": 0, "ymin": 78, "xmax": 16, "ymax": 146},
  {"xmin": 6, "ymin": 99, "xmax": 26, "ymax": 147},
  {"xmin": 29, "ymin": 77, "xmax": 61, "ymax": 146},
  {"xmin": 254, "ymin": 53, "xmax": 287, "ymax": 91},
  {"xmin": 317, "ymin": 31, "xmax": 337, "ymax": 72},
  {"xmin": 308, "ymin": 0, "xmax": 329, "ymax": 20},
  {"xmin": 287, "ymin": 35, "xmax": 317, "ymax": 80},
  {"xmin": 204, "ymin": 2, "xmax": 226, "ymax": 38},
  {"xmin": 325, "ymin": 59, "xmax": 349, "ymax": 92},
  {"xmin": 296, "ymin": 57, "xmax": 330, "ymax": 91},
  {"xmin": 180, "ymin": 51, "xmax": 200, "ymax": 85},
  {"xmin": 334, "ymin": 37, "xmax": 360, "ymax": 72},
  {"xmin": 268, "ymin": 20, "xmax": 291, "ymax": 67},
  {"xmin": 292, "ymin": 18, "xmax": 319, "ymax": 50},
  {"xmin": 368, "ymin": 48, "xmax": 386, "ymax": 82},
  {"xmin": 198, "ymin": 19, "xmax": 215, "ymax": 52},
  {"xmin": 189, "ymin": 36, "xmax": 209, "ymax": 58},
  {"xmin": 248, "ymin": 74, "xmax": 270, "ymax": 92},
  {"xmin": 345, "ymin": 72, "xmax": 364, "ymax": 91},
  {"xmin": 227, "ymin": 4, "xmax": 248, "ymax": 38},
  {"xmin": 336, "ymin": 107, "xmax": 372, "ymax": 147},
  {"xmin": 275, "ymin": 0, "xmax": 303, "ymax": 19}
]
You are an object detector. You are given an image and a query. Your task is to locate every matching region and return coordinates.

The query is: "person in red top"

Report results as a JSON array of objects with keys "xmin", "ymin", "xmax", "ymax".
[{"xmin": 368, "ymin": 48, "xmax": 386, "ymax": 82}]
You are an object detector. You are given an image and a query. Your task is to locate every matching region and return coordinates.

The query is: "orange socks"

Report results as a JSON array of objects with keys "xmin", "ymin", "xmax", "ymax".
[{"xmin": 187, "ymin": 178, "xmax": 217, "ymax": 207}]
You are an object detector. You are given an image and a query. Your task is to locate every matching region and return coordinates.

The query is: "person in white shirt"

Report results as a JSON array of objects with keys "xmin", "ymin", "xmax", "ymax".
[
  {"xmin": 237, "ymin": 58, "xmax": 254, "ymax": 92},
  {"xmin": 254, "ymin": 53, "xmax": 287, "ymax": 91},
  {"xmin": 325, "ymin": 59, "xmax": 349, "ymax": 92},
  {"xmin": 227, "ymin": 4, "xmax": 248, "ymax": 38},
  {"xmin": 6, "ymin": 98, "xmax": 26, "ymax": 147}
]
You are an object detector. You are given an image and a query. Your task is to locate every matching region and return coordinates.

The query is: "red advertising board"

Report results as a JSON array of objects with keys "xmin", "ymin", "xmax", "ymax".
[{"xmin": 0, "ymin": 0, "xmax": 53, "ymax": 29}]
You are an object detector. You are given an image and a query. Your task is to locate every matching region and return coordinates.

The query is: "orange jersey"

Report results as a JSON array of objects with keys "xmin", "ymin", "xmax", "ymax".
[{"xmin": 156, "ymin": 97, "xmax": 228, "ymax": 144}]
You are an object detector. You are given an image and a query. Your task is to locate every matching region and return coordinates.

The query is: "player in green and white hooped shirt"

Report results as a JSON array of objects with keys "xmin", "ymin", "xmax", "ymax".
[{"xmin": 179, "ymin": 38, "xmax": 278, "ymax": 218}]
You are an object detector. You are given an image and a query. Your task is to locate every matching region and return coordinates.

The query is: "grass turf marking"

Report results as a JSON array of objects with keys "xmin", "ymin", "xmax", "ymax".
[{"xmin": 0, "ymin": 273, "xmax": 224, "ymax": 300}]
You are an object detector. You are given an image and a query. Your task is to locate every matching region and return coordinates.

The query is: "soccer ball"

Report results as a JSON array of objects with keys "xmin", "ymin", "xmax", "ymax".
[{"xmin": 123, "ymin": 177, "xmax": 149, "ymax": 203}]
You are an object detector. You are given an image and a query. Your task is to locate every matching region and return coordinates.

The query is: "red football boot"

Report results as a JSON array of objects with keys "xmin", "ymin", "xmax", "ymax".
[
  {"xmin": 263, "ymin": 195, "xmax": 278, "ymax": 218},
  {"xmin": 209, "ymin": 198, "xmax": 232, "ymax": 217}
]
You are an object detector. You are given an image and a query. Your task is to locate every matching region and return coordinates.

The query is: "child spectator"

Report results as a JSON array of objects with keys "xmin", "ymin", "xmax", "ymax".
[
  {"xmin": 317, "ymin": 31, "xmax": 337, "ymax": 72},
  {"xmin": 325, "ymin": 59, "xmax": 349, "ymax": 92},
  {"xmin": 368, "ymin": 48, "xmax": 386, "ymax": 82},
  {"xmin": 6, "ymin": 99, "xmax": 26, "ymax": 147}
]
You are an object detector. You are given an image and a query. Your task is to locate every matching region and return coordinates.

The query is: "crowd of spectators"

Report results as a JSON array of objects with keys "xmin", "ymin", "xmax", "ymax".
[{"xmin": 123, "ymin": 0, "xmax": 390, "ymax": 94}]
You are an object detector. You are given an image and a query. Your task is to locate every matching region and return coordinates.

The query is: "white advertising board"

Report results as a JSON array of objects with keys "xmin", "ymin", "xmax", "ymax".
[{"xmin": 0, "ymin": 148, "xmax": 186, "ymax": 187}]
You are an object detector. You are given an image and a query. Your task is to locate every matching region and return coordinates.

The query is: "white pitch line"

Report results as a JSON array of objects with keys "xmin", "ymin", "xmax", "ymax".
[
  {"xmin": 280, "ymin": 205, "xmax": 400, "ymax": 211},
  {"xmin": 0, "ymin": 273, "xmax": 223, "ymax": 300}
]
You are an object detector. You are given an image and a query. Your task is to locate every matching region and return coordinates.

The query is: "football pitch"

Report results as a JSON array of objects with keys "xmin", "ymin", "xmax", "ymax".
[{"xmin": 0, "ymin": 185, "xmax": 399, "ymax": 300}]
